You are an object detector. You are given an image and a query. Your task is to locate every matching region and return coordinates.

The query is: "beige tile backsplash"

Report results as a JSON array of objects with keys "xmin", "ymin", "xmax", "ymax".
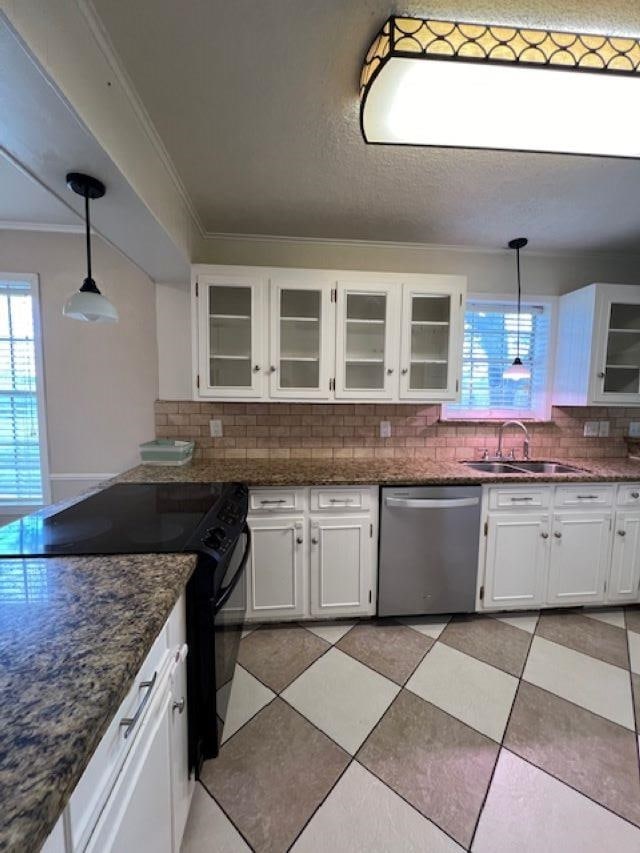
[{"xmin": 155, "ymin": 402, "xmax": 639, "ymax": 461}]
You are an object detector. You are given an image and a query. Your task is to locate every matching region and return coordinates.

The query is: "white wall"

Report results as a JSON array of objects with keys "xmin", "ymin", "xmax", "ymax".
[
  {"xmin": 0, "ymin": 229, "xmax": 158, "ymax": 502},
  {"xmin": 157, "ymin": 235, "xmax": 640, "ymax": 399}
]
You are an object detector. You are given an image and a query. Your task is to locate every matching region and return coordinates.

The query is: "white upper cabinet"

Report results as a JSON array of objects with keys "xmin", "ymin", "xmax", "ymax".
[
  {"xmin": 399, "ymin": 278, "xmax": 465, "ymax": 401},
  {"xmin": 192, "ymin": 266, "xmax": 466, "ymax": 402},
  {"xmin": 269, "ymin": 276, "xmax": 334, "ymax": 399},
  {"xmin": 334, "ymin": 280, "xmax": 399, "ymax": 399},
  {"xmin": 553, "ymin": 283, "xmax": 640, "ymax": 406},
  {"xmin": 195, "ymin": 271, "xmax": 267, "ymax": 397}
]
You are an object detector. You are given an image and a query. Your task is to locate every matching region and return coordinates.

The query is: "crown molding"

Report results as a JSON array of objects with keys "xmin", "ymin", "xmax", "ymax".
[{"xmin": 77, "ymin": 0, "xmax": 206, "ymax": 238}]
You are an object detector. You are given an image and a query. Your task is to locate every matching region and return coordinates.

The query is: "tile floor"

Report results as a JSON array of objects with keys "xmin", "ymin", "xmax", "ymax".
[{"xmin": 182, "ymin": 607, "xmax": 640, "ymax": 853}]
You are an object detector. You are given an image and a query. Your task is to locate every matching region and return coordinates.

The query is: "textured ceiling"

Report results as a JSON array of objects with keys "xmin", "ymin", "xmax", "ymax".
[{"xmin": 92, "ymin": 0, "xmax": 640, "ymax": 252}]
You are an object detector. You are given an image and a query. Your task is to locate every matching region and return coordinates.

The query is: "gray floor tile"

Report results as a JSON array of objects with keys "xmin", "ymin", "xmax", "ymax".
[
  {"xmin": 236, "ymin": 624, "xmax": 329, "ymax": 692},
  {"xmin": 505, "ymin": 681, "xmax": 640, "ymax": 827},
  {"xmin": 440, "ymin": 614, "xmax": 531, "ymax": 677},
  {"xmin": 201, "ymin": 698, "xmax": 349, "ymax": 853},
  {"xmin": 358, "ymin": 690, "xmax": 499, "ymax": 848},
  {"xmin": 336, "ymin": 620, "xmax": 433, "ymax": 685},
  {"xmin": 632, "ymin": 673, "xmax": 640, "ymax": 731},
  {"xmin": 626, "ymin": 607, "xmax": 640, "ymax": 635},
  {"xmin": 536, "ymin": 610, "xmax": 629, "ymax": 669}
]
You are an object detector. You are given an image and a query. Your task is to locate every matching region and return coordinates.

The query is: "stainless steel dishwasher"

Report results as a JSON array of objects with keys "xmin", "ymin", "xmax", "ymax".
[{"xmin": 379, "ymin": 485, "xmax": 482, "ymax": 616}]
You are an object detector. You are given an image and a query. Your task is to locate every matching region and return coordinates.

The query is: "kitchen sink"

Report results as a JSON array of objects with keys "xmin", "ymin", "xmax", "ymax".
[
  {"xmin": 465, "ymin": 461, "xmax": 525, "ymax": 473},
  {"xmin": 465, "ymin": 460, "xmax": 587, "ymax": 475}
]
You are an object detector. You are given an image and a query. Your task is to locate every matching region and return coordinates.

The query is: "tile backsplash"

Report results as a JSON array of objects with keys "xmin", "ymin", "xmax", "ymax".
[{"xmin": 155, "ymin": 402, "xmax": 640, "ymax": 461}]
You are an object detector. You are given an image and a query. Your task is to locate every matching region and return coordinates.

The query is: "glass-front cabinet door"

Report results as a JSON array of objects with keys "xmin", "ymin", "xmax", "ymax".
[
  {"xmin": 399, "ymin": 280, "xmax": 464, "ymax": 401},
  {"xmin": 334, "ymin": 281, "xmax": 399, "ymax": 399},
  {"xmin": 593, "ymin": 296, "xmax": 640, "ymax": 404},
  {"xmin": 196, "ymin": 273, "xmax": 266, "ymax": 397},
  {"xmin": 269, "ymin": 278, "xmax": 333, "ymax": 398}
]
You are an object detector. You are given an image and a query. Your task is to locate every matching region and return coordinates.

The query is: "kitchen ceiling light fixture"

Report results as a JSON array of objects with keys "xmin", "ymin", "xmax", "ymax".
[
  {"xmin": 360, "ymin": 16, "xmax": 640, "ymax": 158},
  {"xmin": 63, "ymin": 172, "xmax": 118, "ymax": 323},
  {"xmin": 503, "ymin": 237, "xmax": 530, "ymax": 381}
]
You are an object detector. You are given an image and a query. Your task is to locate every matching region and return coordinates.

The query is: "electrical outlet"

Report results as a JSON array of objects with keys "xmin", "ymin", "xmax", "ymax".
[
  {"xmin": 379, "ymin": 421, "xmax": 392, "ymax": 438},
  {"xmin": 598, "ymin": 420, "xmax": 610, "ymax": 437},
  {"xmin": 629, "ymin": 422, "xmax": 640, "ymax": 437},
  {"xmin": 209, "ymin": 419, "xmax": 223, "ymax": 438},
  {"xmin": 583, "ymin": 421, "xmax": 599, "ymax": 437}
]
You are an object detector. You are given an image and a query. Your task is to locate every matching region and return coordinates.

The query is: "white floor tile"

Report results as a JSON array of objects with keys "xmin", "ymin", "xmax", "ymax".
[
  {"xmin": 181, "ymin": 784, "xmax": 249, "ymax": 852},
  {"xmin": 628, "ymin": 630, "xmax": 640, "ymax": 674},
  {"xmin": 493, "ymin": 612, "xmax": 539, "ymax": 634},
  {"xmin": 523, "ymin": 636, "xmax": 634, "ymax": 730},
  {"xmin": 399, "ymin": 615, "xmax": 451, "ymax": 639},
  {"xmin": 281, "ymin": 648, "xmax": 399, "ymax": 754},
  {"xmin": 292, "ymin": 761, "xmax": 463, "ymax": 852},
  {"xmin": 303, "ymin": 621, "xmax": 356, "ymax": 644},
  {"xmin": 217, "ymin": 665, "xmax": 275, "ymax": 743},
  {"xmin": 472, "ymin": 750, "xmax": 640, "ymax": 853},
  {"xmin": 583, "ymin": 608, "xmax": 626, "ymax": 629},
  {"xmin": 406, "ymin": 643, "xmax": 518, "ymax": 742}
]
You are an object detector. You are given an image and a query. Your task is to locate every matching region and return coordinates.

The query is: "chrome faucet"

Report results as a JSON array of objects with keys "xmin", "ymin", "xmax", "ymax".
[{"xmin": 497, "ymin": 420, "xmax": 530, "ymax": 460}]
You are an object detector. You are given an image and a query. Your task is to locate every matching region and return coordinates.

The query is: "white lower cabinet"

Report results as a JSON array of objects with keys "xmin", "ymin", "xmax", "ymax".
[
  {"xmin": 246, "ymin": 486, "xmax": 378, "ymax": 621},
  {"xmin": 484, "ymin": 513, "xmax": 549, "ymax": 609},
  {"xmin": 608, "ymin": 510, "xmax": 640, "ymax": 602},
  {"xmin": 546, "ymin": 512, "xmax": 611, "ymax": 605}
]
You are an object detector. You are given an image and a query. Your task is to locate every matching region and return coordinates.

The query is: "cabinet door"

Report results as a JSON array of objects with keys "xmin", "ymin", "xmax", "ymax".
[
  {"xmin": 196, "ymin": 274, "xmax": 266, "ymax": 397},
  {"xmin": 309, "ymin": 515, "xmax": 375, "ymax": 616},
  {"xmin": 547, "ymin": 512, "xmax": 611, "ymax": 605},
  {"xmin": 86, "ymin": 689, "xmax": 173, "ymax": 853},
  {"xmin": 269, "ymin": 278, "xmax": 334, "ymax": 399},
  {"xmin": 334, "ymin": 281, "xmax": 399, "ymax": 399},
  {"xmin": 246, "ymin": 515, "xmax": 306, "ymax": 619},
  {"xmin": 608, "ymin": 511, "xmax": 640, "ymax": 602},
  {"xmin": 484, "ymin": 513, "xmax": 549, "ymax": 609},
  {"xmin": 399, "ymin": 280, "xmax": 464, "ymax": 401},
  {"xmin": 592, "ymin": 292, "xmax": 640, "ymax": 404}
]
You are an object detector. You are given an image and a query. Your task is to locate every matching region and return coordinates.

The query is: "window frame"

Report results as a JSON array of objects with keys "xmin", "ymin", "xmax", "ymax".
[
  {"xmin": 442, "ymin": 292, "xmax": 557, "ymax": 422},
  {"xmin": 0, "ymin": 272, "xmax": 50, "ymax": 515}
]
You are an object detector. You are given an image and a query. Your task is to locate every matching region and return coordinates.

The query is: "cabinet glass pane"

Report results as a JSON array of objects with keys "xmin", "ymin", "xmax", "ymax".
[
  {"xmin": 409, "ymin": 295, "xmax": 450, "ymax": 390},
  {"xmin": 344, "ymin": 293, "xmax": 386, "ymax": 390},
  {"xmin": 279, "ymin": 289, "xmax": 321, "ymax": 389},
  {"xmin": 208, "ymin": 285, "xmax": 252, "ymax": 387},
  {"xmin": 604, "ymin": 303, "xmax": 640, "ymax": 393}
]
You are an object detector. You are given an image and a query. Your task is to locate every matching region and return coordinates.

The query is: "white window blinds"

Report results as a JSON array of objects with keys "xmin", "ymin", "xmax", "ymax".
[
  {"xmin": 0, "ymin": 279, "xmax": 45, "ymax": 507},
  {"xmin": 444, "ymin": 300, "xmax": 551, "ymax": 419}
]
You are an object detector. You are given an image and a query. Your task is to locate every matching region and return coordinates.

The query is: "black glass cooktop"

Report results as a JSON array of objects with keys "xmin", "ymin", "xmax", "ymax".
[{"xmin": 0, "ymin": 483, "xmax": 225, "ymax": 557}]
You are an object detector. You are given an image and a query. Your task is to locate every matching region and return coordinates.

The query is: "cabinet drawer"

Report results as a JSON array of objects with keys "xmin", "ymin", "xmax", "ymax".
[
  {"xmin": 488, "ymin": 487, "xmax": 550, "ymax": 510},
  {"xmin": 68, "ymin": 623, "xmax": 170, "ymax": 850},
  {"xmin": 310, "ymin": 487, "xmax": 371, "ymax": 512},
  {"xmin": 617, "ymin": 484, "xmax": 640, "ymax": 506},
  {"xmin": 249, "ymin": 488, "xmax": 305, "ymax": 513},
  {"xmin": 555, "ymin": 485, "xmax": 613, "ymax": 507}
]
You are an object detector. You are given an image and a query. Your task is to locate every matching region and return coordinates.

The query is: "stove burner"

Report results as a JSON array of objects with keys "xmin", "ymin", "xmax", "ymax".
[{"xmin": 45, "ymin": 517, "xmax": 114, "ymax": 546}]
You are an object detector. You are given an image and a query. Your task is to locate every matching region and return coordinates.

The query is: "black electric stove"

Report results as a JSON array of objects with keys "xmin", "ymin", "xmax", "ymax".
[{"xmin": 0, "ymin": 481, "xmax": 251, "ymax": 776}]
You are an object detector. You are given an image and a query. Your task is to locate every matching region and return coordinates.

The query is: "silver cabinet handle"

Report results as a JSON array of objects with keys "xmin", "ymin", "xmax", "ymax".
[
  {"xmin": 120, "ymin": 672, "xmax": 157, "ymax": 739},
  {"xmin": 269, "ymin": 365, "xmax": 277, "ymax": 372},
  {"xmin": 631, "ymin": 492, "xmax": 639, "ymax": 499},
  {"xmin": 401, "ymin": 368, "xmax": 408, "ymax": 375},
  {"xmin": 554, "ymin": 531, "xmax": 562, "ymax": 539},
  {"xmin": 510, "ymin": 496, "xmax": 533, "ymax": 502},
  {"xmin": 387, "ymin": 368, "xmax": 394, "ymax": 375},
  {"xmin": 253, "ymin": 364, "xmax": 261, "ymax": 372},
  {"xmin": 311, "ymin": 537, "xmax": 319, "ymax": 544},
  {"xmin": 172, "ymin": 697, "xmax": 185, "ymax": 714},
  {"xmin": 260, "ymin": 499, "xmax": 286, "ymax": 504},
  {"xmin": 385, "ymin": 496, "xmax": 480, "ymax": 509},
  {"xmin": 541, "ymin": 531, "xmax": 549, "ymax": 539},
  {"xmin": 618, "ymin": 529, "xmax": 627, "ymax": 537},
  {"xmin": 577, "ymin": 495, "xmax": 599, "ymax": 500},
  {"xmin": 296, "ymin": 536, "xmax": 303, "ymax": 545},
  {"xmin": 329, "ymin": 498, "xmax": 353, "ymax": 504}
]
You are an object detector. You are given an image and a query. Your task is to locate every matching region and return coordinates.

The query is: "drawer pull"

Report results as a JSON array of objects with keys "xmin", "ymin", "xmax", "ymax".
[
  {"xmin": 577, "ymin": 495, "xmax": 599, "ymax": 500},
  {"xmin": 329, "ymin": 498, "xmax": 353, "ymax": 504},
  {"xmin": 311, "ymin": 537, "xmax": 319, "ymax": 545},
  {"xmin": 260, "ymin": 499, "xmax": 286, "ymax": 505},
  {"xmin": 172, "ymin": 697, "xmax": 185, "ymax": 715},
  {"xmin": 631, "ymin": 492, "xmax": 639, "ymax": 499},
  {"xmin": 120, "ymin": 671, "xmax": 157, "ymax": 739},
  {"xmin": 618, "ymin": 529, "xmax": 627, "ymax": 537},
  {"xmin": 541, "ymin": 531, "xmax": 549, "ymax": 539},
  {"xmin": 510, "ymin": 496, "xmax": 534, "ymax": 502},
  {"xmin": 554, "ymin": 531, "xmax": 562, "ymax": 539},
  {"xmin": 296, "ymin": 536, "xmax": 303, "ymax": 545}
]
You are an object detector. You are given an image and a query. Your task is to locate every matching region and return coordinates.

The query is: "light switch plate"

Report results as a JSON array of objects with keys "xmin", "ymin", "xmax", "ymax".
[
  {"xmin": 209, "ymin": 419, "xmax": 223, "ymax": 438},
  {"xmin": 598, "ymin": 420, "xmax": 610, "ymax": 437},
  {"xmin": 379, "ymin": 421, "xmax": 392, "ymax": 438},
  {"xmin": 583, "ymin": 421, "xmax": 599, "ymax": 437},
  {"xmin": 629, "ymin": 422, "xmax": 640, "ymax": 437}
]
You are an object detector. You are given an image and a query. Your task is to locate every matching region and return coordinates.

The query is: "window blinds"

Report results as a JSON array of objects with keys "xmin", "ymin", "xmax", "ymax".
[
  {"xmin": 446, "ymin": 301, "xmax": 550, "ymax": 419},
  {"xmin": 0, "ymin": 280, "xmax": 44, "ymax": 506}
]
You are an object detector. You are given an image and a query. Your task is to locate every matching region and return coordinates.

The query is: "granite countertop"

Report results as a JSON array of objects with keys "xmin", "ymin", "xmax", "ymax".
[
  {"xmin": 0, "ymin": 545, "xmax": 196, "ymax": 852},
  {"xmin": 117, "ymin": 456, "xmax": 640, "ymax": 487}
]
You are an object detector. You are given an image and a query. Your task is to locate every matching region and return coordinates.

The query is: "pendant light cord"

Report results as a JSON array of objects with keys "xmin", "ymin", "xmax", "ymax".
[
  {"xmin": 84, "ymin": 188, "xmax": 92, "ymax": 284},
  {"xmin": 515, "ymin": 245, "xmax": 521, "ymax": 359}
]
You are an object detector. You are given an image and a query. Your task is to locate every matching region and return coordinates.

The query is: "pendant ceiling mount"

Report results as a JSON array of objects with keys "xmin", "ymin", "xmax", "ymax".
[
  {"xmin": 66, "ymin": 172, "xmax": 106, "ymax": 201},
  {"xmin": 360, "ymin": 16, "xmax": 640, "ymax": 158}
]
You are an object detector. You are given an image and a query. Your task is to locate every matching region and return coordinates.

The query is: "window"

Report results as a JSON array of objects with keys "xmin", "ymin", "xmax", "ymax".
[
  {"xmin": 444, "ymin": 299, "xmax": 552, "ymax": 420},
  {"xmin": 0, "ymin": 276, "xmax": 48, "ymax": 512}
]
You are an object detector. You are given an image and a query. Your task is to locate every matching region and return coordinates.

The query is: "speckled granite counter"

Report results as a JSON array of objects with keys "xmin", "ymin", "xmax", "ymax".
[
  {"xmin": 117, "ymin": 456, "xmax": 640, "ymax": 487},
  {"xmin": 0, "ymin": 548, "xmax": 196, "ymax": 852}
]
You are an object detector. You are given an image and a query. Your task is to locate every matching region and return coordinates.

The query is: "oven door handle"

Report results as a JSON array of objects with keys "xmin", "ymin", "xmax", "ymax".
[
  {"xmin": 213, "ymin": 522, "xmax": 251, "ymax": 613},
  {"xmin": 385, "ymin": 496, "xmax": 480, "ymax": 509}
]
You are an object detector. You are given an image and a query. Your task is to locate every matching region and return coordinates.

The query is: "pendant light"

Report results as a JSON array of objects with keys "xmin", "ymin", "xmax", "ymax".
[
  {"xmin": 503, "ymin": 237, "xmax": 531, "ymax": 381},
  {"xmin": 63, "ymin": 172, "xmax": 118, "ymax": 323}
]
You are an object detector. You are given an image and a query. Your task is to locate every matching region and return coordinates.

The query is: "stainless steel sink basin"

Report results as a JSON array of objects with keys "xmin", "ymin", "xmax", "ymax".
[
  {"xmin": 465, "ymin": 460, "xmax": 587, "ymax": 475},
  {"xmin": 465, "ymin": 461, "xmax": 525, "ymax": 473}
]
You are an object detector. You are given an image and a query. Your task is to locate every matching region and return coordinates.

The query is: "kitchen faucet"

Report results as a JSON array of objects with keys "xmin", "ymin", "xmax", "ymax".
[{"xmin": 496, "ymin": 420, "xmax": 530, "ymax": 460}]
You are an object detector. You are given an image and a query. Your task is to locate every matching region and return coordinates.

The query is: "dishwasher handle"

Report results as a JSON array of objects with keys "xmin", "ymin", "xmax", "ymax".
[{"xmin": 385, "ymin": 496, "xmax": 480, "ymax": 509}]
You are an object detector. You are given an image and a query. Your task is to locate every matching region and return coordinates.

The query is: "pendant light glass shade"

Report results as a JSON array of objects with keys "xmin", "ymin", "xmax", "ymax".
[
  {"xmin": 503, "ymin": 356, "xmax": 530, "ymax": 380},
  {"xmin": 63, "ymin": 172, "xmax": 118, "ymax": 324},
  {"xmin": 503, "ymin": 237, "xmax": 531, "ymax": 381}
]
